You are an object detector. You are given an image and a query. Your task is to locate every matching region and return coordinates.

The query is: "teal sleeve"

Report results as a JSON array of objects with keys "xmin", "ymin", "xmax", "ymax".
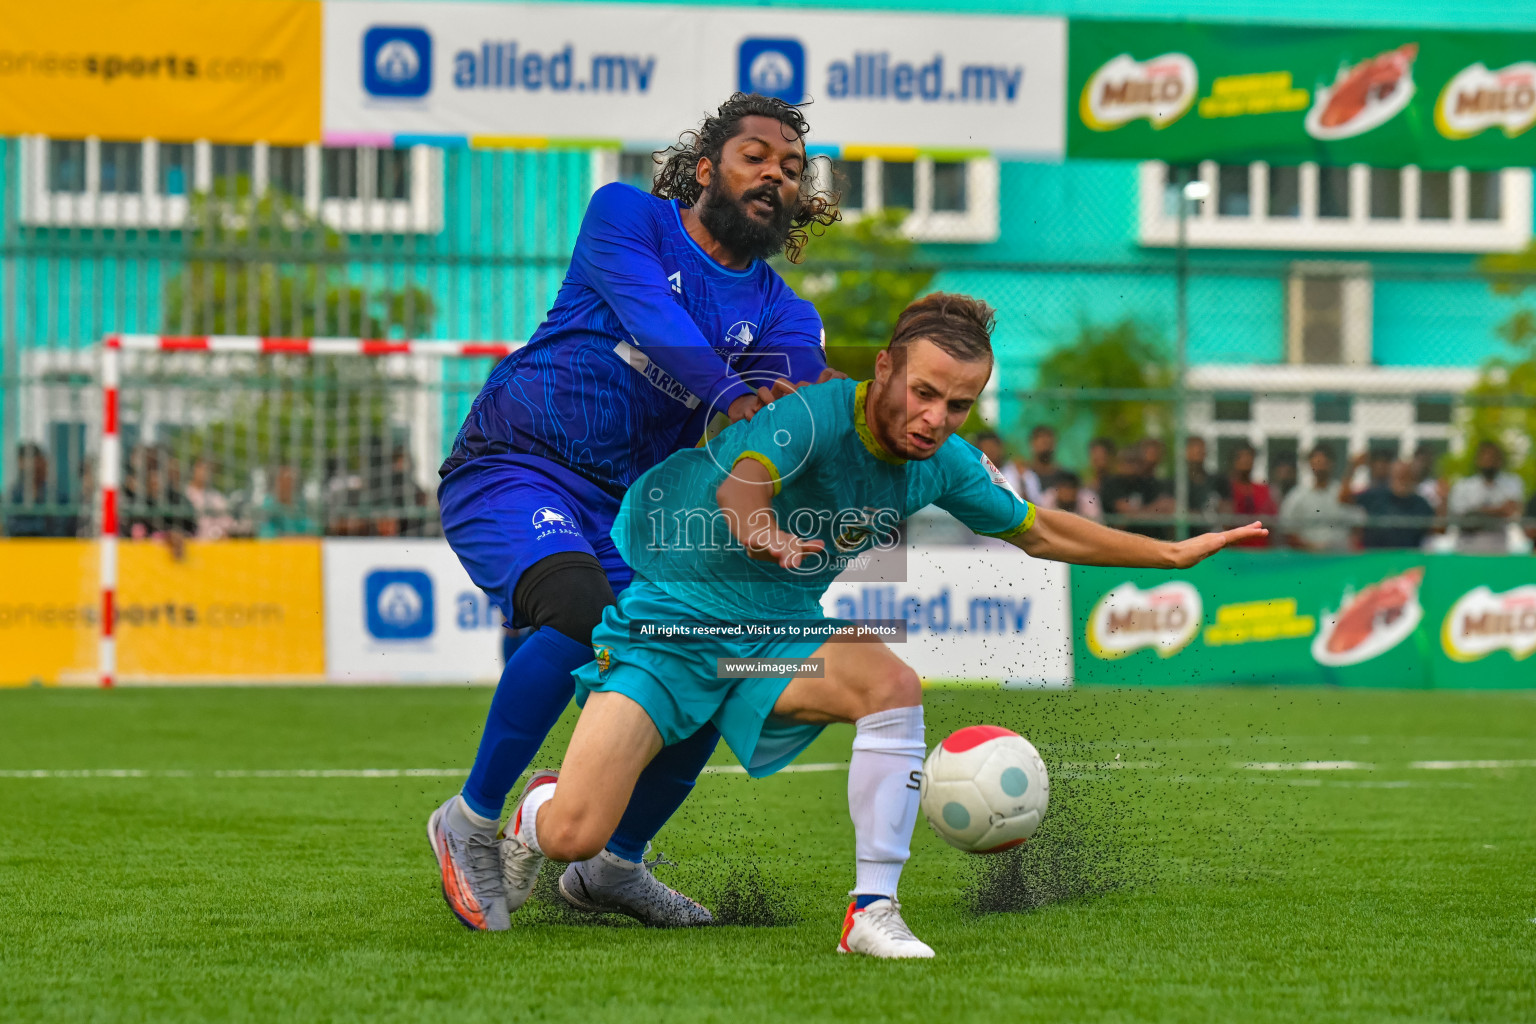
[
  {"xmin": 932, "ymin": 439, "xmax": 1037, "ymax": 539},
  {"xmin": 710, "ymin": 390, "xmax": 821, "ymax": 496}
]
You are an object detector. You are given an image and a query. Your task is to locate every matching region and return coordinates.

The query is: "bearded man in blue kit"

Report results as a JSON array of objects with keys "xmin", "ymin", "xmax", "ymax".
[{"xmin": 428, "ymin": 93, "xmax": 842, "ymax": 931}]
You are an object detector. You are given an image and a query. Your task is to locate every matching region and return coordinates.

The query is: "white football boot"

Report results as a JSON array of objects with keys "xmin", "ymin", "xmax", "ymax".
[
  {"xmin": 837, "ymin": 898, "xmax": 935, "ymax": 959},
  {"xmin": 498, "ymin": 770, "xmax": 558, "ymax": 914}
]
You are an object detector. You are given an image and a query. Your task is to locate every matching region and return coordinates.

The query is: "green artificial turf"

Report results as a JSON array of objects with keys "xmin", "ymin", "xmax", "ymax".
[{"xmin": 1, "ymin": 684, "xmax": 1533, "ymax": 1023}]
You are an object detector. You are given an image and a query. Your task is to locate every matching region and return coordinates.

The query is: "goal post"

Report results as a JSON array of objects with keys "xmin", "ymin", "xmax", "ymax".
[{"xmin": 96, "ymin": 334, "xmax": 521, "ymax": 687}]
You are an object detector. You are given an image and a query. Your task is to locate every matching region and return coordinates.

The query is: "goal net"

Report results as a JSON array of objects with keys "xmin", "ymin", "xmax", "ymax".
[{"xmin": 96, "ymin": 334, "xmax": 516, "ymax": 686}]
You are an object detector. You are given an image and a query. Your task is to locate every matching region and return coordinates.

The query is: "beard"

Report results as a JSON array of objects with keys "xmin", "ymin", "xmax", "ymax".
[{"xmin": 697, "ymin": 178, "xmax": 795, "ymax": 263}]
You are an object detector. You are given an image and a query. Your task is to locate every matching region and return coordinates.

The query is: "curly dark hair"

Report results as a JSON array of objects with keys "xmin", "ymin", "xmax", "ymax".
[{"xmin": 652, "ymin": 92, "xmax": 840, "ymax": 263}]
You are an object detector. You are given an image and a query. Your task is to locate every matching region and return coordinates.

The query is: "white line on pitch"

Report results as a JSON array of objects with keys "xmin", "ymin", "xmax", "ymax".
[
  {"xmin": 1242, "ymin": 761, "xmax": 1374, "ymax": 771},
  {"xmin": 1409, "ymin": 759, "xmax": 1536, "ymax": 770}
]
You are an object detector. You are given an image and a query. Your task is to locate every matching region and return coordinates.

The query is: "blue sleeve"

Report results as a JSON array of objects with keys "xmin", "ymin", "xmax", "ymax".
[
  {"xmin": 932, "ymin": 439, "xmax": 1037, "ymax": 538},
  {"xmin": 730, "ymin": 288, "xmax": 828, "ymax": 386},
  {"xmin": 571, "ymin": 184, "xmax": 754, "ymax": 413}
]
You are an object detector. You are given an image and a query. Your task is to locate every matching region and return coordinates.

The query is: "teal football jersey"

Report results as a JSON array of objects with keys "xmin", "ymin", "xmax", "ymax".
[{"xmin": 612, "ymin": 377, "xmax": 1035, "ymax": 622}]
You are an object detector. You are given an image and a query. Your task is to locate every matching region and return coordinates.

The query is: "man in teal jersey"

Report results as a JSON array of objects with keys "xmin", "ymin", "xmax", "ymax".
[{"xmin": 497, "ymin": 293, "xmax": 1266, "ymax": 958}]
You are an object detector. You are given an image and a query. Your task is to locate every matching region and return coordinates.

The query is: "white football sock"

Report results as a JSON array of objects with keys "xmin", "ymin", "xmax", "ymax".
[
  {"xmin": 848, "ymin": 705, "xmax": 926, "ymax": 898},
  {"xmin": 515, "ymin": 780, "xmax": 558, "ymax": 855}
]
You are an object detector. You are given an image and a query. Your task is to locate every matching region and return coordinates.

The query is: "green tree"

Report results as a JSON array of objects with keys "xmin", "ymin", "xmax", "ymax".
[
  {"xmin": 774, "ymin": 210, "xmax": 935, "ymax": 381},
  {"xmin": 1034, "ymin": 319, "xmax": 1175, "ymax": 453},
  {"xmin": 1468, "ymin": 247, "xmax": 1536, "ymax": 487}
]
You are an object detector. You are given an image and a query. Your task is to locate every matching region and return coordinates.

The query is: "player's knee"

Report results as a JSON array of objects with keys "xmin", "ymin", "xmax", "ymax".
[
  {"xmin": 513, "ymin": 552, "xmax": 615, "ymax": 647},
  {"xmin": 862, "ymin": 663, "xmax": 923, "ymax": 716},
  {"xmin": 537, "ymin": 808, "xmax": 608, "ymax": 863}
]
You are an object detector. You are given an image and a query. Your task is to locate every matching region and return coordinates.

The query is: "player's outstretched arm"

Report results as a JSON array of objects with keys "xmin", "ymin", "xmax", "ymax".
[
  {"xmin": 1014, "ymin": 507, "xmax": 1268, "ymax": 570},
  {"xmin": 716, "ymin": 457, "xmax": 825, "ymax": 570}
]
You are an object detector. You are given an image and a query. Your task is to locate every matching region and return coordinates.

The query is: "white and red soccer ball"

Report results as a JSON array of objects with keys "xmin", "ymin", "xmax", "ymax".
[{"xmin": 920, "ymin": 725, "xmax": 1049, "ymax": 854}]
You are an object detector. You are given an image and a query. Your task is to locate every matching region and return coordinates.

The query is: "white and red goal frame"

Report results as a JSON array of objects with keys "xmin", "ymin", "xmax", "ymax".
[{"xmin": 97, "ymin": 334, "xmax": 521, "ymax": 687}]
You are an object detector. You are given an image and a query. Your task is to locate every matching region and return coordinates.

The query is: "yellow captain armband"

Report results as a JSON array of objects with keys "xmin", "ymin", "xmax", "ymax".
[
  {"xmin": 979, "ymin": 503, "xmax": 1036, "ymax": 540},
  {"xmin": 734, "ymin": 451, "xmax": 783, "ymax": 495}
]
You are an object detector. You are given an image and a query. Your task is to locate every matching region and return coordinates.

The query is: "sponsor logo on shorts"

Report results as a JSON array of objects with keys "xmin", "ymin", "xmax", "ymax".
[
  {"xmin": 532, "ymin": 506, "xmax": 580, "ymax": 541},
  {"xmin": 594, "ymin": 645, "xmax": 613, "ymax": 674}
]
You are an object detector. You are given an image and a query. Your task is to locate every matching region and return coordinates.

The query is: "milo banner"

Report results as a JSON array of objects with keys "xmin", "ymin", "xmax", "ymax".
[
  {"xmin": 1072, "ymin": 553, "xmax": 1536, "ymax": 688},
  {"xmin": 1068, "ymin": 20, "xmax": 1536, "ymax": 170}
]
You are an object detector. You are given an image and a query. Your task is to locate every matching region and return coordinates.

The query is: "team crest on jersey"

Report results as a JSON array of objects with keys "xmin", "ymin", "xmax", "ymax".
[
  {"xmin": 980, "ymin": 453, "xmax": 1010, "ymax": 489},
  {"xmin": 594, "ymin": 645, "xmax": 613, "ymax": 674},
  {"xmin": 723, "ymin": 321, "xmax": 757, "ymax": 349},
  {"xmin": 832, "ymin": 507, "xmax": 887, "ymax": 554}
]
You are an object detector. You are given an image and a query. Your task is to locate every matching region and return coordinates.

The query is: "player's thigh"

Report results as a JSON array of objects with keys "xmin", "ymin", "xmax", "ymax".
[
  {"xmin": 770, "ymin": 640, "xmax": 921, "ymax": 725},
  {"xmin": 546, "ymin": 691, "xmax": 665, "ymax": 842}
]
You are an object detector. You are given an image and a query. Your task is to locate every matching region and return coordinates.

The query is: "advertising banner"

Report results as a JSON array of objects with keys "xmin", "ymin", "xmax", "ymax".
[
  {"xmin": 822, "ymin": 542, "xmax": 1072, "ymax": 686},
  {"xmin": 116, "ymin": 540, "xmax": 326, "ymax": 681},
  {"xmin": 322, "ymin": 538, "xmax": 505, "ymax": 682},
  {"xmin": 0, "ymin": 540, "xmax": 98, "ymax": 686},
  {"xmin": 1068, "ymin": 20, "xmax": 1536, "ymax": 170},
  {"xmin": 0, "ymin": 0, "xmax": 322, "ymax": 143},
  {"xmin": 1072, "ymin": 553, "xmax": 1536, "ymax": 688},
  {"xmin": 323, "ymin": 1, "xmax": 1066, "ymax": 156}
]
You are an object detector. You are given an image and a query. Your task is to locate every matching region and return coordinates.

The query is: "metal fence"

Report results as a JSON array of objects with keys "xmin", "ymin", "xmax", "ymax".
[{"xmin": 2, "ymin": 138, "xmax": 1534, "ymax": 553}]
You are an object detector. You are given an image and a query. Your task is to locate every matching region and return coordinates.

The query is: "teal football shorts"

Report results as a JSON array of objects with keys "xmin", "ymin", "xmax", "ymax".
[{"xmin": 572, "ymin": 578, "xmax": 833, "ymax": 778}]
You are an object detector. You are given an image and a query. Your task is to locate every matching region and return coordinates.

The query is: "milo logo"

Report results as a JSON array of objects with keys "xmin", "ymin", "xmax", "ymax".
[
  {"xmin": 1079, "ymin": 52, "xmax": 1197, "ymax": 131},
  {"xmin": 1085, "ymin": 581, "xmax": 1202, "ymax": 659},
  {"xmin": 1442, "ymin": 585, "xmax": 1536, "ymax": 662},
  {"xmin": 1435, "ymin": 61, "xmax": 1536, "ymax": 140}
]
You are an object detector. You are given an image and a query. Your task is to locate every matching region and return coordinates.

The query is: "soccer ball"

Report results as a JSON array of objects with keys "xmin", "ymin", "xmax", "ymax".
[{"xmin": 920, "ymin": 725, "xmax": 1049, "ymax": 854}]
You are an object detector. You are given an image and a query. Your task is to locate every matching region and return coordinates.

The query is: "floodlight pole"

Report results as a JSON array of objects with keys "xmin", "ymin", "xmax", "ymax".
[{"xmin": 1173, "ymin": 177, "xmax": 1208, "ymax": 541}]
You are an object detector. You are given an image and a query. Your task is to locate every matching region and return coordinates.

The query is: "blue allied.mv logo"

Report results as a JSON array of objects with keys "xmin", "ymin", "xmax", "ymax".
[
  {"xmin": 365, "ymin": 569, "xmax": 435, "ymax": 640},
  {"xmin": 738, "ymin": 38, "xmax": 804, "ymax": 104},
  {"xmin": 363, "ymin": 26, "xmax": 433, "ymax": 98}
]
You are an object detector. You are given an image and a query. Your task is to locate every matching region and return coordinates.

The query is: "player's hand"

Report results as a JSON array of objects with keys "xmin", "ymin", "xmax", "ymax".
[
  {"xmin": 766, "ymin": 377, "xmax": 797, "ymax": 401},
  {"xmin": 746, "ymin": 526, "xmax": 826, "ymax": 570},
  {"xmin": 1166, "ymin": 521, "xmax": 1267, "ymax": 569},
  {"xmin": 725, "ymin": 386, "xmax": 778, "ymax": 423},
  {"xmin": 815, "ymin": 366, "xmax": 850, "ymax": 383}
]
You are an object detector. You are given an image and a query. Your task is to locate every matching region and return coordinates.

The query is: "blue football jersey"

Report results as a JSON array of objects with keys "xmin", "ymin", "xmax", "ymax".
[{"xmin": 441, "ymin": 183, "xmax": 826, "ymax": 493}]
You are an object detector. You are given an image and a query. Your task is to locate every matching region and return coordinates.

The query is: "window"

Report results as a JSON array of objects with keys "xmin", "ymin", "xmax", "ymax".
[
  {"xmin": 25, "ymin": 138, "xmax": 441, "ymax": 232},
  {"xmin": 1369, "ymin": 167, "xmax": 1400, "ymax": 220},
  {"xmin": 1367, "ymin": 437, "xmax": 1400, "ymax": 460},
  {"xmin": 1268, "ymin": 165, "xmax": 1300, "ymax": 219},
  {"xmin": 1414, "ymin": 394, "xmax": 1453, "ymax": 425},
  {"xmin": 799, "ymin": 155, "xmax": 999, "ymax": 243},
  {"xmin": 1141, "ymin": 161, "xmax": 1532, "ymax": 251},
  {"xmin": 99, "ymin": 142, "xmax": 142, "ymax": 195},
  {"xmin": 1213, "ymin": 393, "xmax": 1252, "ymax": 422},
  {"xmin": 1286, "ymin": 263, "xmax": 1372, "ymax": 367},
  {"xmin": 1217, "ymin": 164, "xmax": 1250, "ymax": 217},
  {"xmin": 1313, "ymin": 393, "xmax": 1353, "ymax": 424}
]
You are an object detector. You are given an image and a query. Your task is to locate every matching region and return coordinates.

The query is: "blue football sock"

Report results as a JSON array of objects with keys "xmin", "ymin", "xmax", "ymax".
[
  {"xmin": 459, "ymin": 626, "xmax": 590, "ymax": 821},
  {"xmin": 605, "ymin": 724, "xmax": 721, "ymax": 862},
  {"xmin": 853, "ymin": 893, "xmax": 886, "ymax": 910}
]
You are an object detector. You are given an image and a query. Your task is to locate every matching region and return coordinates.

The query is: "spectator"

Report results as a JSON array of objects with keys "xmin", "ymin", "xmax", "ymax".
[
  {"xmin": 1269, "ymin": 460, "xmax": 1298, "ymax": 503},
  {"xmin": 972, "ymin": 430, "xmax": 1024, "ymax": 498},
  {"xmin": 121, "ymin": 445, "xmax": 196, "ymax": 539},
  {"xmin": 258, "ymin": 465, "xmax": 316, "ymax": 537},
  {"xmin": 1038, "ymin": 469, "xmax": 1102, "ymax": 521},
  {"xmin": 1411, "ymin": 445, "xmax": 1447, "ymax": 513},
  {"xmin": 1354, "ymin": 459, "xmax": 1437, "ymax": 549},
  {"xmin": 383, "ymin": 445, "xmax": 432, "ymax": 537},
  {"xmin": 1086, "ymin": 436, "xmax": 1116, "ymax": 494},
  {"xmin": 1183, "ymin": 436, "xmax": 1217, "ymax": 520},
  {"xmin": 1021, "ymin": 425, "xmax": 1062, "ymax": 503},
  {"xmin": 1216, "ymin": 442, "xmax": 1275, "ymax": 547},
  {"xmin": 1447, "ymin": 440, "xmax": 1524, "ymax": 553},
  {"xmin": 1365, "ymin": 450, "xmax": 1393, "ymax": 493},
  {"xmin": 5, "ymin": 443, "xmax": 78, "ymax": 538},
  {"xmin": 1102, "ymin": 439, "xmax": 1175, "ymax": 539},
  {"xmin": 1277, "ymin": 444, "xmax": 1362, "ymax": 552},
  {"xmin": 184, "ymin": 457, "xmax": 241, "ymax": 539}
]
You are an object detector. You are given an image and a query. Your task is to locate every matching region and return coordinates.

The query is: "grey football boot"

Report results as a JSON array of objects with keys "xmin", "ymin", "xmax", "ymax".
[
  {"xmin": 557, "ymin": 848, "xmax": 714, "ymax": 927},
  {"xmin": 427, "ymin": 795, "xmax": 509, "ymax": 931}
]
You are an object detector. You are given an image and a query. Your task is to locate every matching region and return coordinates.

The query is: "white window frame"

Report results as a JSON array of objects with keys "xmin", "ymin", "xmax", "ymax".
[
  {"xmin": 20, "ymin": 136, "xmax": 443, "ymax": 234},
  {"xmin": 1139, "ymin": 160, "xmax": 1531, "ymax": 252},
  {"xmin": 591, "ymin": 150, "xmax": 999, "ymax": 244},
  {"xmin": 1284, "ymin": 261, "xmax": 1373, "ymax": 367}
]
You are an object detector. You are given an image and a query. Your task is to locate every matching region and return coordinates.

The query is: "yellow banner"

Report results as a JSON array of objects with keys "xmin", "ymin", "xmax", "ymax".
[
  {"xmin": 0, "ymin": 539, "xmax": 325, "ymax": 684},
  {"xmin": 0, "ymin": 0, "xmax": 321, "ymax": 143}
]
